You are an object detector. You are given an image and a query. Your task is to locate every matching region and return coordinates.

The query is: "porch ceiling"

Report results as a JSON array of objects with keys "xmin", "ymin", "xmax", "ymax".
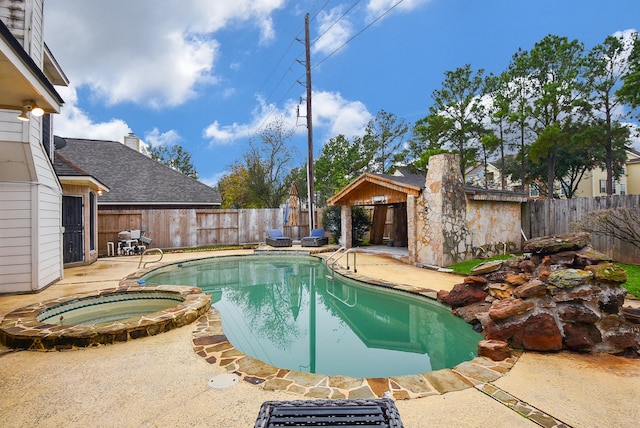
[
  {"xmin": 328, "ymin": 173, "xmax": 421, "ymax": 206},
  {"xmin": 0, "ymin": 22, "xmax": 64, "ymax": 114}
]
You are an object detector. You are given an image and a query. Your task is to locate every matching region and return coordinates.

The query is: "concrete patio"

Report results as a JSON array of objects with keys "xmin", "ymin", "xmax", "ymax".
[{"xmin": 0, "ymin": 248, "xmax": 638, "ymax": 427}]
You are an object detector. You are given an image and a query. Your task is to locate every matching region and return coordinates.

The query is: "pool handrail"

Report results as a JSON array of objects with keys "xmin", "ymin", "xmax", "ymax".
[
  {"xmin": 138, "ymin": 248, "xmax": 164, "ymax": 269},
  {"xmin": 325, "ymin": 247, "xmax": 357, "ymax": 280}
]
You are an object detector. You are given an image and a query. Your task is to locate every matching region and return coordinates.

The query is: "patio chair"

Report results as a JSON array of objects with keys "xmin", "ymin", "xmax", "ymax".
[
  {"xmin": 301, "ymin": 228, "xmax": 329, "ymax": 247},
  {"xmin": 266, "ymin": 229, "xmax": 292, "ymax": 247},
  {"xmin": 254, "ymin": 398, "xmax": 404, "ymax": 427}
]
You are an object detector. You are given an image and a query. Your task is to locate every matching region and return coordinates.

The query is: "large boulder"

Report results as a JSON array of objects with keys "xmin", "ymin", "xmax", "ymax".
[{"xmin": 523, "ymin": 232, "xmax": 591, "ymax": 254}]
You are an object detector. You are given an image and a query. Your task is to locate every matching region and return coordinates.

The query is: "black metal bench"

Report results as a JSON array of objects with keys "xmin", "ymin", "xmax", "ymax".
[{"xmin": 254, "ymin": 399, "xmax": 404, "ymax": 427}]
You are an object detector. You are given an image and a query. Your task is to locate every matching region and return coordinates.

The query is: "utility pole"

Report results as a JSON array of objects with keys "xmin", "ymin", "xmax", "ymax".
[{"xmin": 304, "ymin": 13, "xmax": 315, "ymax": 230}]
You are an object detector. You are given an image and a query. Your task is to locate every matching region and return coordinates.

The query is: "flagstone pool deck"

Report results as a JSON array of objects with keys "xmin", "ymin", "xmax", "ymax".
[{"xmin": 0, "ymin": 247, "xmax": 638, "ymax": 427}]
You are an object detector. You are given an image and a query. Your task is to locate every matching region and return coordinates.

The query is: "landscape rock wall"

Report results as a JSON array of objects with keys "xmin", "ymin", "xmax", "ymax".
[{"xmin": 437, "ymin": 232, "xmax": 640, "ymax": 356}]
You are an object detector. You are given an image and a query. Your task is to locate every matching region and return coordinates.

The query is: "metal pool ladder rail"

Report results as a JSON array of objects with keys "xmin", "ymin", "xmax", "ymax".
[
  {"xmin": 325, "ymin": 247, "xmax": 357, "ymax": 280},
  {"xmin": 138, "ymin": 248, "xmax": 164, "ymax": 269}
]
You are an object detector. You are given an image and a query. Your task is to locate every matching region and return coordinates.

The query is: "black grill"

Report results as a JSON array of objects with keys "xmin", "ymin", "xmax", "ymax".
[{"xmin": 254, "ymin": 399, "xmax": 404, "ymax": 428}]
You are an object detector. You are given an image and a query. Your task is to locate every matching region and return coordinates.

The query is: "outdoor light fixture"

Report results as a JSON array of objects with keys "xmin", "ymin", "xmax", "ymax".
[
  {"xmin": 17, "ymin": 100, "xmax": 44, "ymax": 121},
  {"xmin": 30, "ymin": 103, "xmax": 44, "ymax": 117},
  {"xmin": 17, "ymin": 109, "xmax": 29, "ymax": 121}
]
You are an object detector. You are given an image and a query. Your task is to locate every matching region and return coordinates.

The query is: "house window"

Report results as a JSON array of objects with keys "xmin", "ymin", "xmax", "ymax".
[
  {"xmin": 620, "ymin": 183, "xmax": 626, "ymax": 196},
  {"xmin": 486, "ymin": 172, "xmax": 494, "ymax": 182},
  {"xmin": 89, "ymin": 192, "xmax": 96, "ymax": 250},
  {"xmin": 599, "ymin": 180, "xmax": 606, "ymax": 193},
  {"xmin": 529, "ymin": 184, "xmax": 539, "ymax": 197}
]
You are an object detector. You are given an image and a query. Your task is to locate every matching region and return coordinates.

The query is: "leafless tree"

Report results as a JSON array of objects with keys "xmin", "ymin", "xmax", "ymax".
[{"xmin": 572, "ymin": 207, "xmax": 640, "ymax": 250}]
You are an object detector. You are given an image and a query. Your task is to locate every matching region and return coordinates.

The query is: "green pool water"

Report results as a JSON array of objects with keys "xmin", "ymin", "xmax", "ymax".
[{"xmin": 142, "ymin": 255, "xmax": 482, "ymax": 378}]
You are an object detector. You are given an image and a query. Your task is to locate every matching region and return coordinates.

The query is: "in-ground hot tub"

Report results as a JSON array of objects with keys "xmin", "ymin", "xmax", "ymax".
[{"xmin": 0, "ymin": 285, "xmax": 211, "ymax": 351}]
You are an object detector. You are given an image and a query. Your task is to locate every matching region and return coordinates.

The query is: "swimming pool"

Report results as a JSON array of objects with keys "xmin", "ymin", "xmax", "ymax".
[{"xmin": 142, "ymin": 255, "xmax": 482, "ymax": 378}]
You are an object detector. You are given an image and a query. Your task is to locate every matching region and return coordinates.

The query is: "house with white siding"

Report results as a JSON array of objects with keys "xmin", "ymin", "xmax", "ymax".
[{"xmin": 0, "ymin": 0, "xmax": 68, "ymax": 293}]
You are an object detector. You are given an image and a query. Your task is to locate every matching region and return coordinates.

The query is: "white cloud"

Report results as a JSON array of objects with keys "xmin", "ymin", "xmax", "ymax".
[
  {"xmin": 312, "ymin": 91, "xmax": 372, "ymax": 138},
  {"xmin": 366, "ymin": 0, "xmax": 431, "ymax": 22},
  {"xmin": 144, "ymin": 128, "xmax": 182, "ymax": 147},
  {"xmin": 312, "ymin": 7, "xmax": 354, "ymax": 56},
  {"xmin": 53, "ymin": 87, "xmax": 132, "ymax": 142},
  {"xmin": 203, "ymin": 91, "xmax": 372, "ymax": 146},
  {"xmin": 200, "ymin": 171, "xmax": 228, "ymax": 187},
  {"xmin": 44, "ymin": 0, "xmax": 286, "ymax": 108}
]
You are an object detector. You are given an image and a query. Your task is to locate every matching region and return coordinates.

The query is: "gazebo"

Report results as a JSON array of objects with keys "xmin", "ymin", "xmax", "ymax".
[
  {"xmin": 328, "ymin": 154, "xmax": 528, "ymax": 268},
  {"xmin": 327, "ymin": 171, "xmax": 423, "ymax": 249}
]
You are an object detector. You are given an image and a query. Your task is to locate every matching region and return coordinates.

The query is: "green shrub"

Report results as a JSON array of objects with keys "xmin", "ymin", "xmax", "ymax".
[{"xmin": 322, "ymin": 205, "xmax": 371, "ymax": 246}]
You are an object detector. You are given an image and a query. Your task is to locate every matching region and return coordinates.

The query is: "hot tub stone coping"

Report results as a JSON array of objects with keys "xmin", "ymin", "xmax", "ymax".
[{"xmin": 0, "ymin": 285, "xmax": 211, "ymax": 351}]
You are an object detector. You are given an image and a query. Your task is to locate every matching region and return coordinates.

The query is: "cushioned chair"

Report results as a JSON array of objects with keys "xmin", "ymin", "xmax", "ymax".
[
  {"xmin": 266, "ymin": 229, "xmax": 292, "ymax": 247},
  {"xmin": 301, "ymin": 228, "xmax": 329, "ymax": 247}
]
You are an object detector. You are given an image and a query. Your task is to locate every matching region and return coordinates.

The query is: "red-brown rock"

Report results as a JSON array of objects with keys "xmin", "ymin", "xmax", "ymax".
[
  {"xmin": 538, "ymin": 271, "xmax": 551, "ymax": 282},
  {"xmin": 548, "ymin": 251, "xmax": 576, "ymax": 266},
  {"xmin": 505, "ymin": 273, "xmax": 530, "ymax": 286},
  {"xmin": 513, "ymin": 279, "xmax": 548, "ymax": 298},
  {"xmin": 437, "ymin": 284, "xmax": 488, "ymax": 308},
  {"xmin": 522, "ymin": 313, "xmax": 563, "ymax": 351},
  {"xmin": 489, "ymin": 297, "xmax": 534, "ymax": 321},
  {"xmin": 478, "ymin": 340, "xmax": 511, "ymax": 361},
  {"xmin": 453, "ymin": 302, "xmax": 492, "ymax": 324},
  {"xmin": 483, "ymin": 320, "xmax": 524, "ymax": 348},
  {"xmin": 463, "ymin": 276, "xmax": 488, "ymax": 287},
  {"xmin": 562, "ymin": 323, "xmax": 602, "ymax": 351},
  {"xmin": 519, "ymin": 260, "xmax": 536, "ymax": 274},
  {"xmin": 557, "ymin": 303, "xmax": 600, "ymax": 324},
  {"xmin": 488, "ymin": 283, "xmax": 515, "ymax": 299}
]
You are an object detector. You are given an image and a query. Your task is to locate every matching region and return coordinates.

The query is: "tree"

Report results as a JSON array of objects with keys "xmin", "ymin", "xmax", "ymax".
[
  {"xmin": 217, "ymin": 163, "xmax": 259, "ymax": 208},
  {"xmin": 407, "ymin": 114, "xmax": 454, "ymax": 175},
  {"xmin": 321, "ymin": 205, "xmax": 371, "ymax": 245},
  {"xmin": 422, "ymin": 64, "xmax": 487, "ymax": 182},
  {"xmin": 573, "ymin": 207, "xmax": 640, "ymax": 251},
  {"xmin": 583, "ymin": 32, "xmax": 636, "ymax": 194},
  {"xmin": 618, "ymin": 32, "xmax": 640, "ymax": 121},
  {"xmin": 511, "ymin": 35, "xmax": 587, "ymax": 198},
  {"xmin": 363, "ymin": 110, "xmax": 409, "ymax": 174},
  {"xmin": 245, "ymin": 117, "xmax": 297, "ymax": 208},
  {"xmin": 483, "ymin": 72, "xmax": 518, "ymax": 189},
  {"xmin": 314, "ymin": 135, "xmax": 361, "ymax": 204},
  {"xmin": 148, "ymin": 144, "xmax": 198, "ymax": 179},
  {"xmin": 216, "ymin": 117, "xmax": 296, "ymax": 208}
]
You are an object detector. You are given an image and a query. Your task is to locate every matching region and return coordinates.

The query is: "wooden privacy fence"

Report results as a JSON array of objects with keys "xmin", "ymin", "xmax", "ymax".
[
  {"xmin": 97, "ymin": 207, "xmax": 313, "ymax": 256},
  {"xmin": 522, "ymin": 195, "xmax": 640, "ymax": 264}
]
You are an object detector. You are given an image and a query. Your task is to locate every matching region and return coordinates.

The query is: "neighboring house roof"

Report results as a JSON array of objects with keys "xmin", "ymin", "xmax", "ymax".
[
  {"xmin": 55, "ymin": 138, "xmax": 221, "ymax": 206},
  {"xmin": 54, "ymin": 152, "xmax": 109, "ymax": 193}
]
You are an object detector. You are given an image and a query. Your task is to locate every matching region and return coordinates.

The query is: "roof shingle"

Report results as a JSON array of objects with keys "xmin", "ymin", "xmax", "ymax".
[{"xmin": 55, "ymin": 138, "xmax": 221, "ymax": 206}]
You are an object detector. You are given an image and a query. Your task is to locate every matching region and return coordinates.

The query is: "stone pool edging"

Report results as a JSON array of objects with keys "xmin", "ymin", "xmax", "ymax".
[
  {"xmin": 0, "ymin": 285, "xmax": 211, "ymax": 351},
  {"xmin": 192, "ymin": 307, "xmax": 518, "ymax": 400},
  {"xmin": 183, "ymin": 254, "xmax": 519, "ymax": 400}
]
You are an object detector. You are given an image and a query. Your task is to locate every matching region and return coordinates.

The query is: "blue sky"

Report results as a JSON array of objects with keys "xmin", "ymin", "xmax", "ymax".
[{"xmin": 44, "ymin": 0, "xmax": 640, "ymax": 187}]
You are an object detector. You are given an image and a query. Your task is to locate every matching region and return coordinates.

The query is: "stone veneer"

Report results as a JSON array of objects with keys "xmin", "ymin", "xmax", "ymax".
[
  {"xmin": 437, "ymin": 232, "xmax": 640, "ymax": 356},
  {"xmin": 0, "ymin": 285, "xmax": 211, "ymax": 350},
  {"xmin": 192, "ymin": 306, "xmax": 518, "ymax": 400}
]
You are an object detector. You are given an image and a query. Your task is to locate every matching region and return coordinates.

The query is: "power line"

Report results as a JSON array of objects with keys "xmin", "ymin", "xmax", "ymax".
[
  {"xmin": 312, "ymin": 0, "xmax": 363, "ymax": 46},
  {"xmin": 314, "ymin": 0, "xmax": 405, "ymax": 70}
]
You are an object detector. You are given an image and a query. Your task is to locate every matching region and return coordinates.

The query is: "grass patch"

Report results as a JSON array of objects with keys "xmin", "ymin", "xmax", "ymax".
[
  {"xmin": 618, "ymin": 263, "xmax": 640, "ymax": 298},
  {"xmin": 448, "ymin": 254, "xmax": 513, "ymax": 275},
  {"xmin": 449, "ymin": 256, "xmax": 640, "ymax": 299}
]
